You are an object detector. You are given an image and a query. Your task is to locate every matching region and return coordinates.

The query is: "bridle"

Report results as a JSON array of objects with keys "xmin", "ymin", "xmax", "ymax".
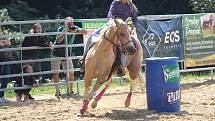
[{"xmin": 103, "ymin": 23, "xmax": 133, "ymax": 52}]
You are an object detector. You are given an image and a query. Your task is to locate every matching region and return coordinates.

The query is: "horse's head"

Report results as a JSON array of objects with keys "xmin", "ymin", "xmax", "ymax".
[{"xmin": 104, "ymin": 18, "xmax": 136, "ymax": 55}]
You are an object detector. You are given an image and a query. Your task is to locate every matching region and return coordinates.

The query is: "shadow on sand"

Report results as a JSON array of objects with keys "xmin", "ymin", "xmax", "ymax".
[{"xmin": 79, "ymin": 108, "xmax": 190, "ymax": 121}]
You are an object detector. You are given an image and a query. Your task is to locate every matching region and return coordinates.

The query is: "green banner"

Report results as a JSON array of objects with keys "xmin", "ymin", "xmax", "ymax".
[
  {"xmin": 163, "ymin": 64, "xmax": 180, "ymax": 83},
  {"xmin": 82, "ymin": 21, "xmax": 107, "ymax": 30},
  {"xmin": 182, "ymin": 13, "xmax": 215, "ymax": 67}
]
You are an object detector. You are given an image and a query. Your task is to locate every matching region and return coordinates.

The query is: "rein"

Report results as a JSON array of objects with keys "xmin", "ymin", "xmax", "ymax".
[
  {"xmin": 103, "ymin": 30, "xmax": 120, "ymax": 47},
  {"xmin": 100, "ymin": 25, "xmax": 133, "ymax": 85},
  {"xmin": 103, "ymin": 26, "xmax": 133, "ymax": 51}
]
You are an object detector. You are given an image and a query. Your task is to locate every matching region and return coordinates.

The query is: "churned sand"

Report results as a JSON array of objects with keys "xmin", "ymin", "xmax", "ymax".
[{"xmin": 0, "ymin": 78, "xmax": 214, "ymax": 121}]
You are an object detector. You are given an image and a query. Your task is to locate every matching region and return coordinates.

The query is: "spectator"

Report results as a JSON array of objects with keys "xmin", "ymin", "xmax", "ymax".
[
  {"xmin": 14, "ymin": 64, "xmax": 39, "ymax": 102},
  {"xmin": 22, "ymin": 23, "xmax": 50, "ymax": 83},
  {"xmin": 51, "ymin": 16, "xmax": 87, "ymax": 96},
  {"xmin": 0, "ymin": 34, "xmax": 12, "ymax": 104}
]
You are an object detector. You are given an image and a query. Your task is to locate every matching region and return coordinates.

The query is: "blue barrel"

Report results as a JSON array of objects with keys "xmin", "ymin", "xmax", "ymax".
[{"xmin": 145, "ymin": 57, "xmax": 180, "ymax": 112}]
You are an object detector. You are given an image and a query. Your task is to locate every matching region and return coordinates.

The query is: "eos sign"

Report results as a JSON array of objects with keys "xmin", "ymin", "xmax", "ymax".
[
  {"xmin": 164, "ymin": 30, "xmax": 180, "ymax": 44},
  {"xmin": 147, "ymin": 40, "xmax": 156, "ymax": 47}
]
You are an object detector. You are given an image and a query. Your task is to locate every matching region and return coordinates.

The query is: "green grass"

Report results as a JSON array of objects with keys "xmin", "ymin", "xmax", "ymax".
[
  {"xmin": 4, "ymin": 78, "xmax": 130, "ymax": 98},
  {"xmin": 5, "ymin": 83, "xmax": 67, "ymax": 98},
  {"xmin": 181, "ymin": 72, "xmax": 214, "ymax": 79},
  {"xmin": 4, "ymin": 72, "xmax": 214, "ymax": 98}
]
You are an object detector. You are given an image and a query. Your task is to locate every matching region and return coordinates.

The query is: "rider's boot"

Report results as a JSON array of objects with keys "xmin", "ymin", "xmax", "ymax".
[{"xmin": 79, "ymin": 54, "xmax": 86, "ymax": 76}]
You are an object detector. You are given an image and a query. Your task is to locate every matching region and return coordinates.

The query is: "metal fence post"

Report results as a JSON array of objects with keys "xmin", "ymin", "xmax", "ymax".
[{"xmin": 76, "ymin": 78, "xmax": 80, "ymax": 95}]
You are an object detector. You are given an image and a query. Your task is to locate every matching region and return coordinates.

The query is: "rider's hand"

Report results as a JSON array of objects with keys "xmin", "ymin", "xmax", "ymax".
[{"xmin": 49, "ymin": 42, "xmax": 54, "ymax": 50}]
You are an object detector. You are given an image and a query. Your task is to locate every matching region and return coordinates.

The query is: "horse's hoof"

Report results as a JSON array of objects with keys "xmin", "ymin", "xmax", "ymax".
[
  {"xmin": 80, "ymin": 100, "xmax": 89, "ymax": 115},
  {"xmin": 125, "ymin": 93, "xmax": 132, "ymax": 108},
  {"xmin": 80, "ymin": 108, "xmax": 85, "ymax": 115},
  {"xmin": 91, "ymin": 100, "xmax": 97, "ymax": 109},
  {"xmin": 125, "ymin": 103, "xmax": 130, "ymax": 108},
  {"xmin": 80, "ymin": 105, "xmax": 88, "ymax": 115}
]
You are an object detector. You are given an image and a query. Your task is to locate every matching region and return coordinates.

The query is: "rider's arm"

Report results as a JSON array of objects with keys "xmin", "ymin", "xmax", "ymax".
[
  {"xmin": 130, "ymin": 6, "xmax": 138, "ymax": 28},
  {"xmin": 107, "ymin": 0, "xmax": 117, "ymax": 19}
]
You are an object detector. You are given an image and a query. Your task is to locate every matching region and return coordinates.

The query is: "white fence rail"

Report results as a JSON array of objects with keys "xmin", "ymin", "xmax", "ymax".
[{"xmin": 0, "ymin": 16, "xmax": 214, "ymax": 95}]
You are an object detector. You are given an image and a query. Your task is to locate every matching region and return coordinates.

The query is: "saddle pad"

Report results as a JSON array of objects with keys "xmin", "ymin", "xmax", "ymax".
[{"xmin": 91, "ymin": 34, "xmax": 100, "ymax": 43}]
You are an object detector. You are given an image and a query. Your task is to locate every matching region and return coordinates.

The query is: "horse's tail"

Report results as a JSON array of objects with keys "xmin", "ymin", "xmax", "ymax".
[{"xmin": 136, "ymin": 71, "xmax": 145, "ymax": 93}]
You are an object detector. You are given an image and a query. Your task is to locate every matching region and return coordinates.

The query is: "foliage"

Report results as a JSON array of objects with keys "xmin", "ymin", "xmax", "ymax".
[
  {"xmin": 0, "ymin": 9, "xmax": 22, "ymax": 48},
  {"xmin": 190, "ymin": 0, "xmax": 215, "ymax": 13},
  {"xmin": 5, "ymin": 0, "xmax": 38, "ymax": 20},
  {"xmin": 0, "ymin": 0, "xmax": 214, "ymax": 21},
  {"xmin": 0, "ymin": 0, "xmax": 195, "ymax": 20},
  {"xmin": 0, "ymin": 9, "xmax": 11, "ymax": 22}
]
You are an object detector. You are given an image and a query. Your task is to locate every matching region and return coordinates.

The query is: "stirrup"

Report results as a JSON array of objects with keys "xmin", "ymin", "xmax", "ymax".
[
  {"xmin": 78, "ymin": 59, "xmax": 85, "ymax": 77},
  {"xmin": 80, "ymin": 68, "xmax": 85, "ymax": 77},
  {"xmin": 78, "ymin": 58, "xmax": 84, "ymax": 67}
]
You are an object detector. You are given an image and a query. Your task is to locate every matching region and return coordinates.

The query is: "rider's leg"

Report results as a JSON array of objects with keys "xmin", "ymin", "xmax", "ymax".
[
  {"xmin": 80, "ymin": 28, "xmax": 102, "ymax": 73},
  {"xmin": 79, "ymin": 37, "xmax": 92, "ymax": 74}
]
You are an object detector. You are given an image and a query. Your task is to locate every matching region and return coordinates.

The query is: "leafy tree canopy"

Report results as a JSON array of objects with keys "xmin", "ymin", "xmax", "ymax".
[
  {"xmin": 190, "ymin": 0, "xmax": 215, "ymax": 13},
  {"xmin": 0, "ymin": 0, "xmax": 198, "ymax": 20}
]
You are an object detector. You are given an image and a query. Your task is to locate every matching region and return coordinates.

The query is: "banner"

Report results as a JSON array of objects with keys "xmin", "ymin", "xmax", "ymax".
[
  {"xmin": 183, "ymin": 13, "xmax": 215, "ymax": 67},
  {"xmin": 163, "ymin": 64, "xmax": 180, "ymax": 83},
  {"xmin": 137, "ymin": 17, "xmax": 184, "ymax": 60},
  {"xmin": 82, "ymin": 20, "xmax": 107, "ymax": 50},
  {"xmin": 162, "ymin": 88, "xmax": 181, "ymax": 106},
  {"xmin": 82, "ymin": 21, "xmax": 107, "ymax": 30}
]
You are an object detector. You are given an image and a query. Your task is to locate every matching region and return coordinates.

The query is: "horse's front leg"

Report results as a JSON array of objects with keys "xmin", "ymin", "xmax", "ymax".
[
  {"xmin": 80, "ymin": 86, "xmax": 90, "ymax": 115},
  {"xmin": 80, "ymin": 78, "xmax": 103, "ymax": 115},
  {"xmin": 91, "ymin": 79, "xmax": 112, "ymax": 109},
  {"xmin": 80, "ymin": 77, "xmax": 93, "ymax": 115}
]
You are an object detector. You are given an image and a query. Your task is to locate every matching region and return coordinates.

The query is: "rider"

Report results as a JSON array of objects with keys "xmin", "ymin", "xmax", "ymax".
[
  {"xmin": 107, "ymin": 0, "xmax": 138, "ymax": 27},
  {"xmin": 107, "ymin": 0, "xmax": 138, "ymax": 76},
  {"xmin": 80, "ymin": 0, "xmax": 138, "ymax": 76}
]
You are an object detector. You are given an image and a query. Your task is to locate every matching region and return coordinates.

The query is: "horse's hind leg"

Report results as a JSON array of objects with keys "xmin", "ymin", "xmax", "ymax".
[
  {"xmin": 91, "ymin": 79, "xmax": 112, "ymax": 109},
  {"xmin": 124, "ymin": 76, "xmax": 138, "ymax": 108},
  {"xmin": 125, "ymin": 55, "xmax": 142, "ymax": 107}
]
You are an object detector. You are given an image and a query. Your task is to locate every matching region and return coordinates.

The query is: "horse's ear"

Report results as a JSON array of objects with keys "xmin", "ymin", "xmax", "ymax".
[
  {"xmin": 114, "ymin": 18, "xmax": 120, "ymax": 26},
  {"xmin": 113, "ymin": 15, "xmax": 118, "ymax": 19},
  {"xmin": 125, "ymin": 17, "xmax": 133, "ymax": 26}
]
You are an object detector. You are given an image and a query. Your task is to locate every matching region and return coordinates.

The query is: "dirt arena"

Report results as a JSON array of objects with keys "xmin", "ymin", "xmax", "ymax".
[{"xmin": 0, "ymin": 78, "xmax": 215, "ymax": 121}]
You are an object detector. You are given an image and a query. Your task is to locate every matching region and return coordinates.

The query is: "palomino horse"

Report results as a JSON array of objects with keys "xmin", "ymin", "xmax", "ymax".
[{"xmin": 80, "ymin": 18, "xmax": 143, "ymax": 115}]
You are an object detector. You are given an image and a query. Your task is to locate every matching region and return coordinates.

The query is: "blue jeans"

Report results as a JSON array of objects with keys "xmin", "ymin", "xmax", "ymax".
[
  {"xmin": 86, "ymin": 28, "xmax": 102, "ymax": 50},
  {"xmin": 0, "ymin": 64, "xmax": 10, "ymax": 97}
]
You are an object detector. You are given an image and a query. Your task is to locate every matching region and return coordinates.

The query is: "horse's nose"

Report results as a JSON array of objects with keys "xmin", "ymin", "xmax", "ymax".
[{"xmin": 127, "ymin": 46, "xmax": 136, "ymax": 55}]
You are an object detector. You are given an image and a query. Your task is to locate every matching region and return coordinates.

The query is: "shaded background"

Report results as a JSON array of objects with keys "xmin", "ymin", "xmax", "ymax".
[{"xmin": 0, "ymin": 0, "xmax": 198, "ymax": 20}]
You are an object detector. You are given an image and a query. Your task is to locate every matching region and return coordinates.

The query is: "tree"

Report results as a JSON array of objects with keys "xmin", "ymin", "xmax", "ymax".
[
  {"xmin": 190, "ymin": 0, "xmax": 215, "ymax": 13},
  {"xmin": 0, "ymin": 0, "xmax": 197, "ymax": 20}
]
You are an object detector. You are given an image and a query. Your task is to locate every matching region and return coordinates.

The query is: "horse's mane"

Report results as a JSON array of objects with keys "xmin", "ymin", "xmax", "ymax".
[{"xmin": 99, "ymin": 19, "xmax": 125, "ymax": 41}]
